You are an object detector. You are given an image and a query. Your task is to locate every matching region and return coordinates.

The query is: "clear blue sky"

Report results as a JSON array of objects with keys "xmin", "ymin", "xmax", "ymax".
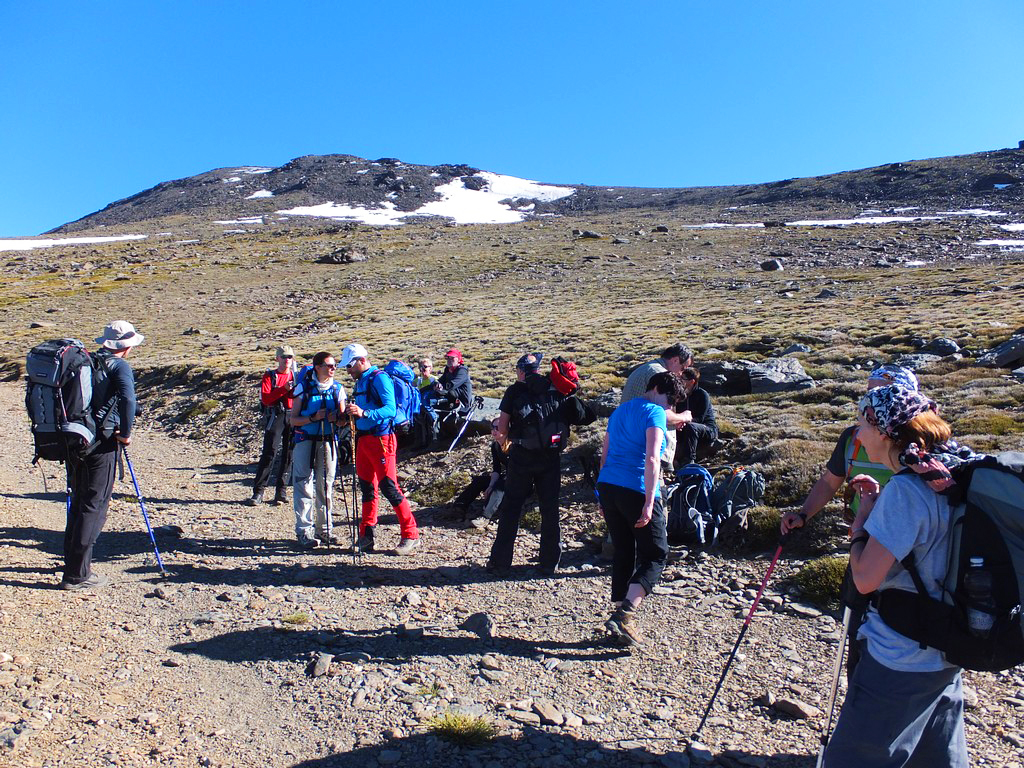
[{"xmin": 1, "ymin": 1, "xmax": 1021, "ymax": 236}]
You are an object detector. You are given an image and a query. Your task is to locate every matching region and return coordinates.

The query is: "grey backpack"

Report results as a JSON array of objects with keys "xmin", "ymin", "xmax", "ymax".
[{"xmin": 711, "ymin": 467, "xmax": 766, "ymax": 542}]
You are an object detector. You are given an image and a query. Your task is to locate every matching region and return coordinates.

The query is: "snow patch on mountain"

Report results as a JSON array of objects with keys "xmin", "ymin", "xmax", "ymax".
[{"xmin": 0, "ymin": 235, "xmax": 147, "ymax": 252}]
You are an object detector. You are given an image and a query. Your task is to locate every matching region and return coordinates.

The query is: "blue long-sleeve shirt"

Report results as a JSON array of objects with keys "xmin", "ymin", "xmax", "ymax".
[{"xmin": 353, "ymin": 366, "xmax": 396, "ymax": 436}]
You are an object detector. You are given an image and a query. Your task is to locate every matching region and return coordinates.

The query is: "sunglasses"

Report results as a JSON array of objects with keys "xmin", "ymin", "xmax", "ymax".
[{"xmin": 322, "ymin": 363, "xmax": 337, "ymax": 370}]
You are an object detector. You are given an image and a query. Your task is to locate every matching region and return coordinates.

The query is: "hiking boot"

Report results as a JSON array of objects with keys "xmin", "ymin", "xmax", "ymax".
[
  {"xmin": 485, "ymin": 560, "xmax": 511, "ymax": 577},
  {"xmin": 605, "ymin": 605, "xmax": 642, "ymax": 647},
  {"xmin": 297, "ymin": 535, "xmax": 320, "ymax": 551},
  {"xmin": 467, "ymin": 515, "xmax": 490, "ymax": 529},
  {"xmin": 354, "ymin": 527, "xmax": 375, "ymax": 553},
  {"xmin": 271, "ymin": 490, "xmax": 287, "ymax": 506},
  {"xmin": 318, "ymin": 532, "xmax": 339, "ymax": 546},
  {"xmin": 60, "ymin": 572, "xmax": 110, "ymax": 591},
  {"xmin": 245, "ymin": 491, "xmax": 263, "ymax": 506},
  {"xmin": 394, "ymin": 538, "xmax": 420, "ymax": 556}
]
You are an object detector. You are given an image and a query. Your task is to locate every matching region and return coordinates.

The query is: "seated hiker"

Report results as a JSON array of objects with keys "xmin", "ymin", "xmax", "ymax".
[
  {"xmin": 424, "ymin": 348, "xmax": 474, "ymax": 441},
  {"xmin": 451, "ymin": 418, "xmax": 510, "ymax": 526},
  {"xmin": 413, "ymin": 357, "xmax": 437, "ymax": 394},
  {"xmin": 434, "ymin": 348, "xmax": 473, "ymax": 413},
  {"xmin": 673, "ymin": 367, "xmax": 719, "ymax": 468}
]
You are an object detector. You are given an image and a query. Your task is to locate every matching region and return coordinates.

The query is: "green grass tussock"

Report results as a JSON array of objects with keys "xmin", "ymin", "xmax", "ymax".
[
  {"xmin": 792, "ymin": 556, "xmax": 848, "ymax": 609},
  {"xmin": 426, "ymin": 712, "xmax": 498, "ymax": 746}
]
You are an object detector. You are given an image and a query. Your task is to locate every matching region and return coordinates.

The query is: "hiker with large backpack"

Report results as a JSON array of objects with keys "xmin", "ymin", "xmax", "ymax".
[
  {"xmin": 486, "ymin": 352, "xmax": 596, "ymax": 575},
  {"xmin": 342, "ymin": 343, "xmax": 421, "ymax": 556},
  {"xmin": 247, "ymin": 345, "xmax": 297, "ymax": 507},
  {"xmin": 823, "ymin": 384, "xmax": 969, "ymax": 767},
  {"xmin": 288, "ymin": 351, "xmax": 346, "ymax": 550},
  {"xmin": 597, "ymin": 371, "xmax": 686, "ymax": 646},
  {"xmin": 58, "ymin": 321, "xmax": 143, "ymax": 590},
  {"xmin": 673, "ymin": 367, "xmax": 718, "ymax": 468},
  {"xmin": 620, "ymin": 343, "xmax": 693, "ymax": 470}
]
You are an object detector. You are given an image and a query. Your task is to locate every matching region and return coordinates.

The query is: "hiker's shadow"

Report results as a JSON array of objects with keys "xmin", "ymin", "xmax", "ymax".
[
  {"xmin": 282, "ymin": 725, "xmax": 816, "ymax": 768},
  {"xmin": 170, "ymin": 623, "xmax": 629, "ymax": 665}
]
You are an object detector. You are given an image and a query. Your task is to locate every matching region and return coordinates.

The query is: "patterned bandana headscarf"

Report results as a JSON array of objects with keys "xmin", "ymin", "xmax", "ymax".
[
  {"xmin": 859, "ymin": 384, "xmax": 956, "ymax": 491},
  {"xmin": 868, "ymin": 364, "xmax": 919, "ymax": 391}
]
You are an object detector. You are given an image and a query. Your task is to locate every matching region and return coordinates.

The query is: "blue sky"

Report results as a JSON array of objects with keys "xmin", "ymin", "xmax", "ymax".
[{"xmin": 1, "ymin": 1, "xmax": 1021, "ymax": 236}]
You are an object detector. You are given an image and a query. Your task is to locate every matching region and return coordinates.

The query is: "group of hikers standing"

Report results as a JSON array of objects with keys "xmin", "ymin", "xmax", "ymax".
[{"xmin": 43, "ymin": 322, "xmax": 1005, "ymax": 767}]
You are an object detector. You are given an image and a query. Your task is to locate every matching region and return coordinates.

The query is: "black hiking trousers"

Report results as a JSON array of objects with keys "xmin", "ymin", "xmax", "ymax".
[
  {"xmin": 64, "ymin": 440, "xmax": 117, "ymax": 583},
  {"xmin": 488, "ymin": 446, "xmax": 562, "ymax": 571},
  {"xmin": 253, "ymin": 414, "xmax": 293, "ymax": 497},
  {"xmin": 597, "ymin": 481, "xmax": 668, "ymax": 602},
  {"xmin": 675, "ymin": 421, "xmax": 716, "ymax": 466}
]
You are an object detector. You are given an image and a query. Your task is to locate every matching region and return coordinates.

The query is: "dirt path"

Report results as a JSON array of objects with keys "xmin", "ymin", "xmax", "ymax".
[{"xmin": 1, "ymin": 382, "xmax": 1021, "ymax": 768}]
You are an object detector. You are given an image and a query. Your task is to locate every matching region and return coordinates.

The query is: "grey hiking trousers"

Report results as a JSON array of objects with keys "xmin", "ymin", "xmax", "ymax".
[{"xmin": 292, "ymin": 438, "xmax": 336, "ymax": 541}]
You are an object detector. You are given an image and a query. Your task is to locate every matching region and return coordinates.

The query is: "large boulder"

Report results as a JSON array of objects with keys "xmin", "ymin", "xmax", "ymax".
[
  {"xmin": 699, "ymin": 358, "xmax": 814, "ymax": 396},
  {"xmin": 976, "ymin": 334, "xmax": 1024, "ymax": 369}
]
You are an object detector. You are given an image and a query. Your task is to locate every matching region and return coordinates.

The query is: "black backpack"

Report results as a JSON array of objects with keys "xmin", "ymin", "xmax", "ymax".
[
  {"xmin": 666, "ymin": 464, "xmax": 716, "ymax": 545},
  {"xmin": 710, "ymin": 466, "xmax": 766, "ymax": 544},
  {"xmin": 873, "ymin": 452, "xmax": 1024, "ymax": 671},
  {"xmin": 509, "ymin": 383, "xmax": 570, "ymax": 452},
  {"xmin": 25, "ymin": 339, "xmax": 115, "ymax": 464}
]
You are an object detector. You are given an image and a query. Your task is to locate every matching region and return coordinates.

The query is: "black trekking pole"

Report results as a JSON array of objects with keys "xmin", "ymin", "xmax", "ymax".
[
  {"xmin": 121, "ymin": 447, "xmax": 168, "ymax": 578},
  {"xmin": 692, "ymin": 533, "xmax": 789, "ymax": 743},
  {"xmin": 336, "ymin": 425, "xmax": 356, "ymax": 564},
  {"xmin": 815, "ymin": 605, "xmax": 852, "ymax": 768},
  {"xmin": 447, "ymin": 396, "xmax": 484, "ymax": 454}
]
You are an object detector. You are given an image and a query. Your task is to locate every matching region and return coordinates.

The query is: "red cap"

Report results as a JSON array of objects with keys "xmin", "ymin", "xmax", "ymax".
[{"xmin": 445, "ymin": 348, "xmax": 463, "ymax": 364}]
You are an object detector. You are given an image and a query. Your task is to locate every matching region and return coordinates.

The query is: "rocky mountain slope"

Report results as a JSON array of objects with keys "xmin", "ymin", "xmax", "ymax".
[{"xmin": 49, "ymin": 147, "xmax": 1024, "ymax": 234}]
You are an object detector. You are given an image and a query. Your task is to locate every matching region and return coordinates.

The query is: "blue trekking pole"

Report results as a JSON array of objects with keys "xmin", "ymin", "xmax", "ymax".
[{"xmin": 121, "ymin": 447, "xmax": 168, "ymax": 578}]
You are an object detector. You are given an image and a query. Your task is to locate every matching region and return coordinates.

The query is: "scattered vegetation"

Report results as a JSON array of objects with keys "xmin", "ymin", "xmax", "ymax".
[
  {"xmin": 408, "ymin": 472, "xmax": 470, "ymax": 507},
  {"xmin": 791, "ymin": 556, "xmax": 848, "ymax": 609},
  {"xmin": 281, "ymin": 613, "xmax": 310, "ymax": 625},
  {"xmin": 426, "ymin": 712, "xmax": 498, "ymax": 746}
]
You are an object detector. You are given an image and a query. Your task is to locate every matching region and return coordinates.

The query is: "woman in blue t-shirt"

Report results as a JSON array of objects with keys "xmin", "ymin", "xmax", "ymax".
[{"xmin": 597, "ymin": 371, "xmax": 686, "ymax": 647}]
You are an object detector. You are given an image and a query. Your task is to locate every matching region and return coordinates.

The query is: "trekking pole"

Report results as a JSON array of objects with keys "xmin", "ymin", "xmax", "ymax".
[
  {"xmin": 447, "ymin": 396, "xmax": 483, "ymax": 454},
  {"xmin": 815, "ymin": 606, "xmax": 852, "ymax": 768},
  {"xmin": 692, "ymin": 533, "xmax": 789, "ymax": 742},
  {"xmin": 349, "ymin": 415, "xmax": 361, "ymax": 560},
  {"xmin": 322, "ymin": 417, "xmax": 332, "ymax": 551},
  {"xmin": 335, "ymin": 427, "xmax": 355, "ymax": 564},
  {"xmin": 121, "ymin": 447, "xmax": 168, "ymax": 578}
]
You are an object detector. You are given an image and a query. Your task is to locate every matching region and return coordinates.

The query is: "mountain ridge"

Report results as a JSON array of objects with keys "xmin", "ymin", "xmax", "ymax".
[{"xmin": 50, "ymin": 147, "xmax": 1024, "ymax": 234}]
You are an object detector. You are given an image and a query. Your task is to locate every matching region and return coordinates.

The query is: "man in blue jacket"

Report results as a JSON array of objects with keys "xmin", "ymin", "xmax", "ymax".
[{"xmin": 342, "ymin": 343, "xmax": 420, "ymax": 555}]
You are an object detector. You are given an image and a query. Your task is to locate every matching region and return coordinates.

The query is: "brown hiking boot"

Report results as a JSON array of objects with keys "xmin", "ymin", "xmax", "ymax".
[
  {"xmin": 605, "ymin": 605, "xmax": 642, "ymax": 647},
  {"xmin": 394, "ymin": 538, "xmax": 420, "ymax": 556}
]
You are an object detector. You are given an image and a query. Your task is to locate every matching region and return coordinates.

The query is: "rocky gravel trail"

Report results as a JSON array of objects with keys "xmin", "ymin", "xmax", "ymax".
[{"xmin": 1, "ymin": 382, "xmax": 1021, "ymax": 768}]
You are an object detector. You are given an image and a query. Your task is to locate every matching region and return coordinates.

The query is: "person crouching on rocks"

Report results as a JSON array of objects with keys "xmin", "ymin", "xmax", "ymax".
[
  {"xmin": 451, "ymin": 418, "xmax": 510, "ymax": 527},
  {"xmin": 289, "ymin": 352, "xmax": 346, "ymax": 550},
  {"xmin": 597, "ymin": 371, "xmax": 686, "ymax": 646}
]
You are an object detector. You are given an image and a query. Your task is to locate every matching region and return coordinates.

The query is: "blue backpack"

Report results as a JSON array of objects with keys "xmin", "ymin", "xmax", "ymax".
[
  {"xmin": 381, "ymin": 360, "xmax": 421, "ymax": 428},
  {"xmin": 667, "ymin": 463, "xmax": 716, "ymax": 546}
]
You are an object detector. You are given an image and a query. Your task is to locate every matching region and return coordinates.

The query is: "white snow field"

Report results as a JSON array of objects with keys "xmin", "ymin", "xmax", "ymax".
[
  {"xmin": 276, "ymin": 172, "xmax": 575, "ymax": 226},
  {"xmin": 0, "ymin": 235, "xmax": 148, "ymax": 252}
]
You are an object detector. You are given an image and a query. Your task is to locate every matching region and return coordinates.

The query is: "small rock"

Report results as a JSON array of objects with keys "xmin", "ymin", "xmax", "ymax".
[
  {"xmin": 774, "ymin": 698, "xmax": 820, "ymax": 719},
  {"xmin": 922, "ymin": 338, "xmax": 960, "ymax": 356},
  {"xmin": 577, "ymin": 230, "xmax": 602, "ymax": 239},
  {"xmin": 378, "ymin": 749, "xmax": 402, "ymax": 765},
  {"xmin": 479, "ymin": 655, "xmax": 502, "ymax": 671},
  {"xmin": 309, "ymin": 653, "xmax": 333, "ymax": 678},
  {"xmin": 962, "ymin": 684, "xmax": 979, "ymax": 709},
  {"xmin": 396, "ymin": 624, "xmax": 424, "ymax": 641},
  {"xmin": 402, "ymin": 591, "xmax": 422, "ymax": 607},
  {"xmin": 653, "ymin": 225, "xmax": 670, "ymax": 233},
  {"xmin": 459, "ymin": 612, "xmax": 495, "ymax": 639},
  {"xmin": 137, "ymin": 712, "xmax": 160, "ymax": 725},
  {"xmin": 760, "ymin": 258, "xmax": 784, "ymax": 271},
  {"xmin": 508, "ymin": 710, "xmax": 541, "ymax": 726},
  {"xmin": 688, "ymin": 741, "xmax": 714, "ymax": 764},
  {"xmin": 532, "ymin": 699, "xmax": 564, "ymax": 726},
  {"xmin": 815, "ymin": 289, "xmax": 838, "ymax": 299}
]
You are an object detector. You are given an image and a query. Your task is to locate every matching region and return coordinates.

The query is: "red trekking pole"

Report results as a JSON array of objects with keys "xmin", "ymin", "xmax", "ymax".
[{"xmin": 692, "ymin": 534, "xmax": 789, "ymax": 742}]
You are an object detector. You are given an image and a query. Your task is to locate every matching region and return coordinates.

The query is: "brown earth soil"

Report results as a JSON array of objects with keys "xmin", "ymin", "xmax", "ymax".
[{"xmin": 1, "ymin": 381, "xmax": 1022, "ymax": 768}]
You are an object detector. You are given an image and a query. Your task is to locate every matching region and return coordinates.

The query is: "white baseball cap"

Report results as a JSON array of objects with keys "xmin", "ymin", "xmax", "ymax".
[{"xmin": 340, "ymin": 343, "xmax": 369, "ymax": 367}]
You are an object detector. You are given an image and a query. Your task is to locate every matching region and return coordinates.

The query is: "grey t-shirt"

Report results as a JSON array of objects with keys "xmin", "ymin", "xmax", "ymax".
[{"xmin": 860, "ymin": 471, "xmax": 957, "ymax": 672}]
